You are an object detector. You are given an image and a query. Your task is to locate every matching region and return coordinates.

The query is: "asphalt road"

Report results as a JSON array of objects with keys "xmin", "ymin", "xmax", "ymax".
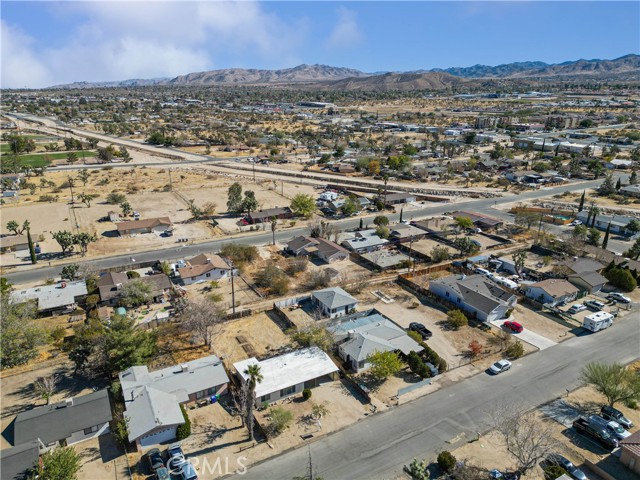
[
  {"xmin": 237, "ymin": 313, "xmax": 640, "ymax": 480},
  {"xmin": 2, "ymin": 177, "xmax": 613, "ymax": 285}
]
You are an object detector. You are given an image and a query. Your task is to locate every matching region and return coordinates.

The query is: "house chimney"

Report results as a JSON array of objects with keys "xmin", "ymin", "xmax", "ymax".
[
  {"xmin": 181, "ymin": 364, "xmax": 189, "ymax": 373},
  {"xmin": 347, "ymin": 329, "xmax": 356, "ymax": 339}
]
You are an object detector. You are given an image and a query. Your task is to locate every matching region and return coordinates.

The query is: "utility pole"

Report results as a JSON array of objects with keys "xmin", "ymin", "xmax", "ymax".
[
  {"xmin": 168, "ymin": 168, "xmax": 173, "ymax": 192},
  {"xmin": 223, "ymin": 256, "xmax": 236, "ymax": 315}
]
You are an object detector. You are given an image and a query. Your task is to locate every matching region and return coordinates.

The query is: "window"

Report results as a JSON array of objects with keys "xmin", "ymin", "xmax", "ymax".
[
  {"xmin": 206, "ymin": 273, "xmax": 211, "ymax": 278},
  {"xmin": 260, "ymin": 394, "xmax": 271, "ymax": 402},
  {"xmin": 206, "ymin": 387, "xmax": 216, "ymax": 396},
  {"xmin": 83, "ymin": 425, "xmax": 98, "ymax": 435},
  {"xmin": 196, "ymin": 391, "xmax": 204, "ymax": 399},
  {"xmin": 280, "ymin": 386, "xmax": 295, "ymax": 397}
]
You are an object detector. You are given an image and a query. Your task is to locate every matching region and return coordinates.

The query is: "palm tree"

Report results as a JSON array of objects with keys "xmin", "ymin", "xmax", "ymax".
[{"xmin": 244, "ymin": 364, "xmax": 263, "ymax": 441}]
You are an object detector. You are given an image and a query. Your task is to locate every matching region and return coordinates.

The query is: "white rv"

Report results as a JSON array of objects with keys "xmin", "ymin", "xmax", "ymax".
[{"xmin": 582, "ymin": 311, "xmax": 614, "ymax": 332}]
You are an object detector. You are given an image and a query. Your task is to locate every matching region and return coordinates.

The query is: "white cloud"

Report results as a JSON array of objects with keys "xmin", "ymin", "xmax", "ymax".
[
  {"xmin": 1, "ymin": 21, "xmax": 52, "ymax": 88},
  {"xmin": 1, "ymin": 1, "xmax": 308, "ymax": 87},
  {"xmin": 325, "ymin": 7, "xmax": 363, "ymax": 50}
]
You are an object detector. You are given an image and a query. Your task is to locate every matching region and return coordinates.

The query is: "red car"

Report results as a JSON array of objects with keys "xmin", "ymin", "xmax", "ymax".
[{"xmin": 502, "ymin": 321, "xmax": 523, "ymax": 333}]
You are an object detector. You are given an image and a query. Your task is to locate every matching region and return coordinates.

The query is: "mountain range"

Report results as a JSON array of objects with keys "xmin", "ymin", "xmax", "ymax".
[{"xmin": 49, "ymin": 54, "xmax": 639, "ymax": 89}]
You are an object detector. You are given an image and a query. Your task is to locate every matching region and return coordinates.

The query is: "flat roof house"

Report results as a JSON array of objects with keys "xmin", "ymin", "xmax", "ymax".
[
  {"xmin": 525, "ymin": 279, "xmax": 579, "ymax": 306},
  {"xmin": 384, "ymin": 192, "xmax": 416, "ymax": 206},
  {"xmin": 116, "ymin": 217, "xmax": 172, "ymax": 236},
  {"xmin": 10, "ymin": 280, "xmax": 88, "ymax": 315},
  {"xmin": 452, "ymin": 211, "xmax": 504, "ymax": 230},
  {"xmin": 247, "ymin": 207, "xmax": 293, "ymax": 224},
  {"xmin": 14, "ymin": 390, "xmax": 112, "ymax": 453},
  {"xmin": 234, "ymin": 347, "xmax": 339, "ymax": 405},
  {"xmin": 0, "ymin": 235, "xmax": 29, "ymax": 253},
  {"xmin": 341, "ymin": 230, "xmax": 388, "ymax": 253},
  {"xmin": 429, "ymin": 274, "xmax": 517, "ymax": 322},
  {"xmin": 328, "ymin": 310, "xmax": 423, "ymax": 372},
  {"xmin": 119, "ymin": 355, "xmax": 229, "ymax": 450},
  {"xmin": 311, "ymin": 287, "xmax": 358, "ymax": 318},
  {"xmin": 177, "ymin": 253, "xmax": 232, "ymax": 285},
  {"xmin": 619, "ymin": 430, "xmax": 640, "ymax": 476}
]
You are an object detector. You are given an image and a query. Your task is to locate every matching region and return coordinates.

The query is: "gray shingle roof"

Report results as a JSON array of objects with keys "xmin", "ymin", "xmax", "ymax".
[
  {"xmin": 433, "ymin": 274, "xmax": 513, "ymax": 314},
  {"xmin": 14, "ymin": 390, "xmax": 112, "ymax": 445},
  {"xmin": 124, "ymin": 387, "xmax": 184, "ymax": 442},
  {"xmin": 311, "ymin": 287, "xmax": 358, "ymax": 310},
  {"xmin": 0, "ymin": 442, "xmax": 39, "ymax": 480}
]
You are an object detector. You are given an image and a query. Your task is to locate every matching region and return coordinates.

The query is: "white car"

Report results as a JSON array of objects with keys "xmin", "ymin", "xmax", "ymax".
[
  {"xmin": 607, "ymin": 420, "xmax": 631, "ymax": 440},
  {"xmin": 569, "ymin": 220, "xmax": 583, "ymax": 226},
  {"xmin": 608, "ymin": 292, "xmax": 631, "ymax": 303},
  {"xmin": 568, "ymin": 304, "xmax": 587, "ymax": 314},
  {"xmin": 475, "ymin": 267, "xmax": 491, "ymax": 276},
  {"xmin": 489, "ymin": 359, "xmax": 512, "ymax": 375}
]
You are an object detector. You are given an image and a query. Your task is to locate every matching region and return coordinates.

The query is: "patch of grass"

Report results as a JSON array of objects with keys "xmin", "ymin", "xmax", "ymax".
[{"xmin": 3, "ymin": 151, "xmax": 97, "ymax": 167}]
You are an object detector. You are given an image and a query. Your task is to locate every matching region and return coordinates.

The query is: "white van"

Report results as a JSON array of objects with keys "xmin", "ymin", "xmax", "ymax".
[{"xmin": 582, "ymin": 311, "xmax": 614, "ymax": 332}]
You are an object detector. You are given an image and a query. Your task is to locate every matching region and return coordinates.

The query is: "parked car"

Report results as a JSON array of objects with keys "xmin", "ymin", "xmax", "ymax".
[
  {"xmin": 147, "ymin": 448, "xmax": 164, "ymax": 472},
  {"xmin": 572, "ymin": 417, "xmax": 619, "ymax": 450},
  {"xmin": 584, "ymin": 300, "xmax": 605, "ymax": 311},
  {"xmin": 601, "ymin": 405, "xmax": 634, "ymax": 429},
  {"xmin": 568, "ymin": 220, "xmax": 583, "ymax": 226},
  {"xmin": 502, "ymin": 321, "xmax": 523, "ymax": 333},
  {"xmin": 180, "ymin": 462, "xmax": 199, "ymax": 480},
  {"xmin": 568, "ymin": 304, "xmax": 587, "ymax": 314},
  {"xmin": 606, "ymin": 420, "xmax": 631, "ymax": 440},
  {"xmin": 167, "ymin": 443, "xmax": 185, "ymax": 468},
  {"xmin": 607, "ymin": 292, "xmax": 631, "ymax": 303},
  {"xmin": 409, "ymin": 322, "xmax": 432, "ymax": 340},
  {"xmin": 489, "ymin": 359, "xmax": 512, "ymax": 375},
  {"xmin": 475, "ymin": 267, "xmax": 490, "ymax": 276},
  {"xmin": 545, "ymin": 454, "xmax": 587, "ymax": 480}
]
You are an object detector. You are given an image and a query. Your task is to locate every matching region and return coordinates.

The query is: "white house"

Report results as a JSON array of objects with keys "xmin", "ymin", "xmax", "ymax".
[
  {"xmin": 234, "ymin": 347, "xmax": 339, "ymax": 405},
  {"xmin": 311, "ymin": 287, "xmax": 358, "ymax": 318},
  {"xmin": 177, "ymin": 253, "xmax": 232, "ymax": 285},
  {"xmin": 524, "ymin": 279, "xmax": 579, "ymax": 306}
]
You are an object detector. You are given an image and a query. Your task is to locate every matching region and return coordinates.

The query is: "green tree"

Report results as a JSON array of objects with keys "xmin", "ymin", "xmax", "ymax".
[
  {"xmin": 159, "ymin": 261, "xmax": 171, "ymax": 275},
  {"xmin": 119, "ymin": 146, "xmax": 131, "ymax": 162},
  {"xmin": 187, "ymin": 199, "xmax": 204, "ymax": 220},
  {"xmin": 624, "ymin": 238, "xmax": 640, "ymax": 260},
  {"xmin": 25, "ymin": 221, "xmax": 37, "ymax": 265},
  {"xmin": 367, "ymin": 350, "xmax": 403, "ymax": 380},
  {"xmin": 333, "ymin": 145, "xmax": 345, "ymax": 158},
  {"xmin": 512, "ymin": 251, "xmax": 527, "ymax": 276},
  {"xmin": 52, "ymin": 230, "xmax": 76, "ymax": 255},
  {"xmin": 267, "ymin": 406, "xmax": 294, "ymax": 436},
  {"xmin": 578, "ymin": 190, "xmax": 585, "ymax": 212},
  {"xmin": 586, "ymin": 228, "xmax": 601, "ymax": 247},
  {"xmin": 105, "ymin": 192, "xmax": 126, "ymax": 205},
  {"xmin": 103, "ymin": 314, "xmax": 157, "ymax": 376},
  {"xmin": 176, "ymin": 404, "xmax": 191, "ymax": 440},
  {"xmin": 244, "ymin": 364, "xmax": 263, "ymax": 441},
  {"xmin": 630, "ymin": 170, "xmax": 638, "ymax": 185},
  {"xmin": 581, "ymin": 362, "xmax": 640, "ymax": 407},
  {"xmin": 242, "ymin": 191, "xmax": 259, "ymax": 217},
  {"xmin": 373, "ymin": 215, "xmax": 389, "ymax": 227},
  {"xmin": 120, "ymin": 201, "xmax": 132, "ymax": 217},
  {"xmin": 6, "ymin": 220, "xmax": 24, "ymax": 235},
  {"xmin": 38, "ymin": 446, "xmax": 82, "ymax": 480},
  {"xmin": 341, "ymin": 198, "xmax": 358, "ymax": 216},
  {"xmin": 625, "ymin": 219, "xmax": 640, "ymax": 235},
  {"xmin": 255, "ymin": 263, "xmax": 289, "ymax": 295},
  {"xmin": 514, "ymin": 210, "xmax": 542, "ymax": 230},
  {"xmin": 437, "ymin": 451, "xmax": 457, "ymax": 474},
  {"xmin": 598, "ymin": 175, "xmax": 616, "ymax": 196},
  {"xmin": 78, "ymin": 193, "xmax": 98, "ymax": 208},
  {"xmin": 227, "ymin": 182, "xmax": 243, "ymax": 213},
  {"xmin": 0, "ymin": 294, "xmax": 46, "ymax": 368},
  {"xmin": 118, "ymin": 279, "xmax": 152, "ymax": 307},
  {"xmin": 505, "ymin": 340, "xmax": 525, "ymax": 360},
  {"xmin": 430, "ymin": 245, "xmax": 451, "ymax": 262},
  {"xmin": 288, "ymin": 325, "xmax": 333, "ymax": 352},
  {"xmin": 375, "ymin": 225, "xmax": 390, "ymax": 239},
  {"xmin": 447, "ymin": 309, "xmax": 468, "ymax": 330},
  {"xmin": 73, "ymin": 232, "xmax": 97, "ymax": 255},
  {"xmin": 602, "ymin": 222, "xmax": 611, "ymax": 250},
  {"xmin": 604, "ymin": 267, "xmax": 637, "ymax": 291},
  {"xmin": 61, "ymin": 264, "xmax": 79, "ymax": 281},
  {"xmin": 77, "ymin": 169, "xmax": 90, "ymax": 186},
  {"xmin": 454, "ymin": 216, "xmax": 474, "ymax": 231},
  {"xmin": 454, "ymin": 237, "xmax": 480, "ymax": 256},
  {"xmin": 290, "ymin": 193, "xmax": 316, "ymax": 218}
]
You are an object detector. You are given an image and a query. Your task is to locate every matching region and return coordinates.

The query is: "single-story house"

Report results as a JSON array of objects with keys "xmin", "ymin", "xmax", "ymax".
[
  {"xmin": 452, "ymin": 211, "xmax": 504, "ymax": 230},
  {"xmin": 311, "ymin": 287, "xmax": 358, "ymax": 318},
  {"xmin": 328, "ymin": 310, "xmax": 423, "ymax": 372},
  {"xmin": 233, "ymin": 347, "xmax": 339, "ymax": 405},
  {"xmin": 247, "ymin": 207, "xmax": 293, "ymax": 224},
  {"xmin": 0, "ymin": 235, "xmax": 29, "ymax": 253},
  {"xmin": 116, "ymin": 217, "xmax": 172, "ymax": 236},
  {"xmin": 389, "ymin": 224, "xmax": 427, "ymax": 242},
  {"xmin": 0, "ymin": 441, "xmax": 40, "ymax": 480},
  {"xmin": 361, "ymin": 249, "xmax": 411, "ymax": 270},
  {"xmin": 10, "ymin": 280, "xmax": 88, "ymax": 315},
  {"xmin": 524, "ymin": 279, "xmax": 579, "ymax": 306},
  {"xmin": 620, "ymin": 184, "xmax": 640, "ymax": 198},
  {"xmin": 619, "ymin": 430, "xmax": 640, "ymax": 476},
  {"xmin": 177, "ymin": 253, "xmax": 232, "ymax": 285},
  {"xmin": 568, "ymin": 271, "xmax": 608, "ymax": 294},
  {"xmin": 384, "ymin": 192, "xmax": 416, "ymax": 206},
  {"xmin": 429, "ymin": 274, "xmax": 517, "ymax": 322},
  {"xmin": 341, "ymin": 230, "xmax": 388, "ymax": 253},
  {"xmin": 14, "ymin": 390, "xmax": 112, "ymax": 453},
  {"xmin": 120, "ymin": 355, "xmax": 229, "ymax": 449},
  {"xmin": 561, "ymin": 258, "xmax": 604, "ymax": 275},
  {"xmin": 286, "ymin": 236, "xmax": 349, "ymax": 263},
  {"xmin": 97, "ymin": 272, "xmax": 172, "ymax": 306},
  {"xmin": 576, "ymin": 211, "xmax": 636, "ymax": 235}
]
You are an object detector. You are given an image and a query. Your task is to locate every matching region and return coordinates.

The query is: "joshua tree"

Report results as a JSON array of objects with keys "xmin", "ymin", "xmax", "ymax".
[{"xmin": 244, "ymin": 364, "xmax": 263, "ymax": 441}]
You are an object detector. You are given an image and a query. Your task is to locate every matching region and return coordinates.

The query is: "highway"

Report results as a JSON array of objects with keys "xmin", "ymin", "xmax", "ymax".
[
  {"xmin": 236, "ymin": 313, "xmax": 640, "ymax": 479},
  {"xmin": 3, "ymin": 177, "xmax": 609, "ymax": 285}
]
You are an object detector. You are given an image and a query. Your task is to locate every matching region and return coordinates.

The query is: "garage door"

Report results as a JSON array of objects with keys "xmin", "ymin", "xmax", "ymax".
[{"xmin": 140, "ymin": 426, "xmax": 177, "ymax": 447}]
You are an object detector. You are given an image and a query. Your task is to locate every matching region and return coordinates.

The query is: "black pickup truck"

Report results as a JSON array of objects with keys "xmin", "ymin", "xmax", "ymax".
[{"xmin": 572, "ymin": 417, "xmax": 619, "ymax": 450}]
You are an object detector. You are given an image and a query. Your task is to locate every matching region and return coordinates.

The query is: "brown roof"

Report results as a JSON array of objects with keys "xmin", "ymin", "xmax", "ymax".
[
  {"xmin": 116, "ymin": 217, "xmax": 172, "ymax": 233},
  {"xmin": 0, "ymin": 235, "xmax": 29, "ymax": 248},
  {"xmin": 187, "ymin": 253, "xmax": 210, "ymax": 266},
  {"xmin": 620, "ymin": 430, "xmax": 640, "ymax": 457},
  {"xmin": 179, "ymin": 254, "xmax": 230, "ymax": 279},
  {"xmin": 178, "ymin": 263, "xmax": 216, "ymax": 279},
  {"xmin": 529, "ymin": 279, "xmax": 579, "ymax": 297}
]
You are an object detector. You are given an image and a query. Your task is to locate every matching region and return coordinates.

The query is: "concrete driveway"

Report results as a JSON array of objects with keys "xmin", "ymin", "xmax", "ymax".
[{"xmin": 491, "ymin": 319, "xmax": 558, "ymax": 350}]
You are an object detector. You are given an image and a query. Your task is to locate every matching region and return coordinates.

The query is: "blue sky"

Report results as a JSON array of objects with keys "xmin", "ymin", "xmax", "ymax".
[{"xmin": 2, "ymin": 1, "xmax": 638, "ymax": 88}]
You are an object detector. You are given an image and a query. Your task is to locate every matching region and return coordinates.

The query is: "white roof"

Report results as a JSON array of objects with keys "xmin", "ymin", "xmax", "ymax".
[
  {"xmin": 233, "ymin": 347, "xmax": 338, "ymax": 399},
  {"xmin": 10, "ymin": 280, "xmax": 87, "ymax": 311},
  {"xmin": 124, "ymin": 386, "xmax": 184, "ymax": 442}
]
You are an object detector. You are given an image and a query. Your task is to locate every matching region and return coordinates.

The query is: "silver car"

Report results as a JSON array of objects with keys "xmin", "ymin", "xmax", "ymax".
[{"xmin": 489, "ymin": 359, "xmax": 512, "ymax": 375}]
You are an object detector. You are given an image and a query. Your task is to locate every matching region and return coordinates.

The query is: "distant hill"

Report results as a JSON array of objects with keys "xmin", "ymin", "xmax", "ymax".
[
  {"xmin": 430, "ymin": 54, "xmax": 640, "ymax": 78},
  {"xmin": 46, "ymin": 55, "xmax": 639, "ymax": 89},
  {"xmin": 316, "ymin": 72, "xmax": 465, "ymax": 91},
  {"xmin": 168, "ymin": 64, "xmax": 368, "ymax": 85}
]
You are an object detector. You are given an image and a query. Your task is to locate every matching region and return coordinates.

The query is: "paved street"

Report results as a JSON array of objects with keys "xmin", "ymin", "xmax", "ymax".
[
  {"xmin": 236, "ymin": 314, "xmax": 640, "ymax": 480},
  {"xmin": 2, "ymin": 178, "xmax": 609, "ymax": 285}
]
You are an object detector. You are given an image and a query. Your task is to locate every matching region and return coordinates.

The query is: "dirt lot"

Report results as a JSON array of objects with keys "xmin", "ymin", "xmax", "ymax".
[
  {"xmin": 411, "ymin": 237, "xmax": 454, "ymax": 258},
  {"xmin": 509, "ymin": 304, "xmax": 576, "ymax": 343},
  {"xmin": 212, "ymin": 312, "xmax": 294, "ymax": 365}
]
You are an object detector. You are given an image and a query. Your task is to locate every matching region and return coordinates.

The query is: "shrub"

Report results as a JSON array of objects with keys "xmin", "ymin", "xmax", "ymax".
[
  {"xmin": 220, "ymin": 243, "xmax": 258, "ymax": 264},
  {"xmin": 447, "ymin": 309, "xmax": 468, "ymax": 330},
  {"xmin": 368, "ymin": 350, "xmax": 403, "ymax": 380},
  {"xmin": 38, "ymin": 194, "xmax": 57, "ymax": 202},
  {"xmin": 468, "ymin": 340, "xmax": 483, "ymax": 357},
  {"xmin": 302, "ymin": 388, "xmax": 312, "ymax": 400},
  {"xmin": 625, "ymin": 398, "xmax": 639, "ymax": 409},
  {"xmin": 106, "ymin": 192, "xmax": 126, "ymax": 205},
  {"xmin": 267, "ymin": 406, "xmax": 293, "ymax": 436},
  {"xmin": 176, "ymin": 404, "xmax": 191, "ymax": 440},
  {"xmin": 437, "ymin": 451, "xmax": 457, "ymax": 474},
  {"xmin": 126, "ymin": 271, "xmax": 140, "ymax": 279},
  {"xmin": 604, "ymin": 267, "xmax": 637, "ymax": 292},
  {"xmin": 285, "ymin": 258, "xmax": 308, "ymax": 275},
  {"xmin": 505, "ymin": 340, "xmax": 525, "ymax": 359},
  {"xmin": 407, "ymin": 330, "xmax": 423, "ymax": 344},
  {"xmin": 544, "ymin": 465, "xmax": 567, "ymax": 480}
]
